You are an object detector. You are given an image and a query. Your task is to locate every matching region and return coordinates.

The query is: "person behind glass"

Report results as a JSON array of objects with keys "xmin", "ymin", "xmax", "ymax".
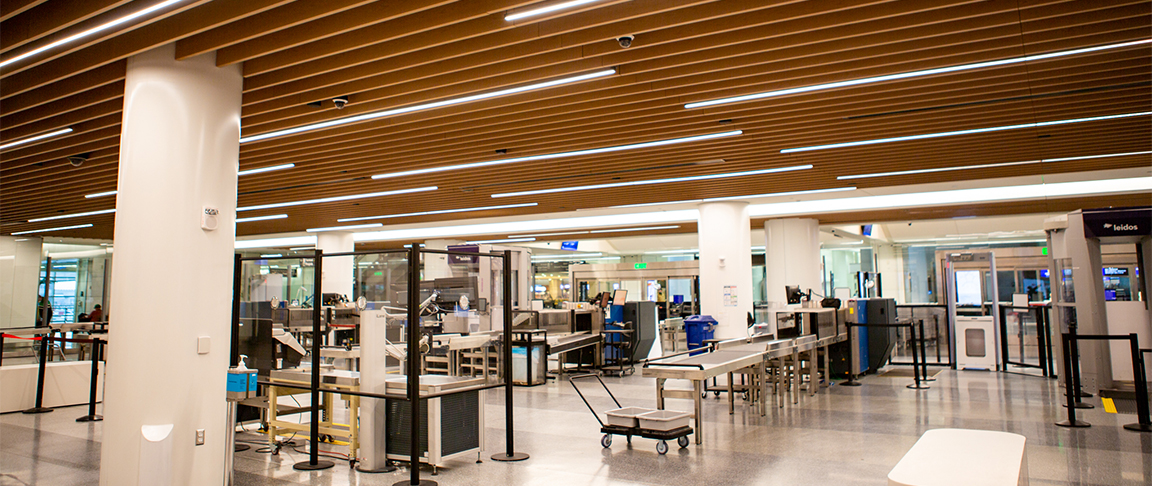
[
  {"xmin": 88, "ymin": 305, "xmax": 103, "ymax": 322},
  {"xmin": 35, "ymin": 293, "xmax": 53, "ymax": 327}
]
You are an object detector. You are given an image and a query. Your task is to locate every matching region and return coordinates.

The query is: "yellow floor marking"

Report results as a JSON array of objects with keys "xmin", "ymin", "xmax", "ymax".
[{"xmin": 1102, "ymin": 397, "xmax": 1117, "ymax": 414}]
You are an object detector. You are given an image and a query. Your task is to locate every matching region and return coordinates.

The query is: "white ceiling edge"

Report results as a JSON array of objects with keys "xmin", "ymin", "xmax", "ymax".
[{"xmin": 234, "ymin": 168, "xmax": 1151, "ymax": 248}]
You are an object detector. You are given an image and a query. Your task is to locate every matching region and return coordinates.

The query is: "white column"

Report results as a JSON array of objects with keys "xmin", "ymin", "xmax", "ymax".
[
  {"xmin": 99, "ymin": 45, "xmax": 242, "ymax": 486},
  {"xmin": 697, "ymin": 202, "xmax": 753, "ymax": 339},
  {"xmin": 763, "ymin": 218, "xmax": 821, "ymax": 305},
  {"xmin": 316, "ymin": 232, "xmax": 354, "ymax": 299}
]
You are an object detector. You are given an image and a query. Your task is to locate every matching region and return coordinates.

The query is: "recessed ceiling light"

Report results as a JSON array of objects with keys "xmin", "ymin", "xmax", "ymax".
[
  {"xmin": 12, "ymin": 223, "xmax": 94, "ymax": 235},
  {"xmin": 782, "ymin": 112, "xmax": 1150, "ymax": 153},
  {"xmin": 589, "ymin": 225, "xmax": 680, "ymax": 233},
  {"xmin": 236, "ymin": 214, "xmax": 288, "ymax": 223},
  {"xmin": 28, "ymin": 208, "xmax": 115, "ymax": 223},
  {"xmin": 288, "ymin": 246, "xmax": 315, "ymax": 251},
  {"xmin": 505, "ymin": 0, "xmax": 614, "ymax": 21},
  {"xmin": 837, "ymin": 151, "xmax": 1152, "ymax": 180},
  {"xmin": 305, "ymin": 223, "xmax": 384, "ymax": 233},
  {"xmin": 238, "ymin": 163, "xmax": 296, "ymax": 176},
  {"xmin": 686, "ymin": 39, "xmax": 1152, "ymax": 109},
  {"xmin": 260, "ymin": 254, "xmax": 283, "ymax": 258},
  {"xmin": 372, "ymin": 130, "xmax": 744, "ymax": 180},
  {"xmin": 464, "ymin": 237, "xmax": 537, "ymax": 244},
  {"xmin": 511, "ymin": 230, "xmax": 591, "ymax": 238},
  {"xmin": 0, "ymin": 128, "xmax": 73, "ymax": 151},
  {"xmin": 607, "ymin": 186, "xmax": 857, "ymax": 208},
  {"xmin": 338, "ymin": 202, "xmax": 538, "ymax": 222},
  {"xmin": 240, "ymin": 69, "xmax": 616, "ymax": 144},
  {"xmin": 0, "ymin": 1, "xmax": 185, "ymax": 68},
  {"xmin": 83, "ymin": 191, "xmax": 118, "ymax": 199},
  {"xmin": 491, "ymin": 165, "xmax": 808, "ymax": 198},
  {"xmin": 532, "ymin": 252, "xmax": 604, "ymax": 259},
  {"xmin": 237, "ymin": 186, "xmax": 437, "ymax": 212}
]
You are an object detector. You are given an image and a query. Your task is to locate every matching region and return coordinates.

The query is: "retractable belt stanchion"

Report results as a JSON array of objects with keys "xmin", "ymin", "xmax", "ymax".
[
  {"xmin": 918, "ymin": 319, "xmax": 934, "ymax": 382},
  {"xmin": 907, "ymin": 321, "xmax": 929, "ymax": 390},
  {"xmin": 1056, "ymin": 331, "xmax": 1091, "ymax": 428},
  {"xmin": 295, "ymin": 249, "xmax": 333, "ymax": 471},
  {"xmin": 399, "ymin": 244, "xmax": 432, "ymax": 486},
  {"xmin": 492, "ymin": 249, "xmax": 530, "ymax": 463},
  {"xmin": 1122, "ymin": 337, "xmax": 1151, "ymax": 433},
  {"xmin": 1066, "ymin": 325, "xmax": 1093, "ymax": 410},
  {"xmin": 23, "ymin": 330, "xmax": 54, "ymax": 414},
  {"xmin": 76, "ymin": 338, "xmax": 103, "ymax": 422}
]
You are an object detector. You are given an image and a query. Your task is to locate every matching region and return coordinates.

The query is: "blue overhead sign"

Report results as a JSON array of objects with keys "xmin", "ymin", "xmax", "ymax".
[{"xmin": 561, "ymin": 241, "xmax": 578, "ymax": 251}]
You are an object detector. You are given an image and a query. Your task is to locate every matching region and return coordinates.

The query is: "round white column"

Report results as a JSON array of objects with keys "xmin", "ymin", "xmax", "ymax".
[
  {"xmin": 763, "ymin": 218, "xmax": 821, "ymax": 305},
  {"xmin": 316, "ymin": 232, "xmax": 354, "ymax": 298},
  {"xmin": 100, "ymin": 45, "xmax": 242, "ymax": 486},
  {"xmin": 697, "ymin": 201, "xmax": 754, "ymax": 339}
]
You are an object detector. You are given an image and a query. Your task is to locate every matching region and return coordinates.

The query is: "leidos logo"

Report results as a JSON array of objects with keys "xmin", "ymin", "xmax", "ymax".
[{"xmin": 1103, "ymin": 223, "xmax": 1138, "ymax": 231}]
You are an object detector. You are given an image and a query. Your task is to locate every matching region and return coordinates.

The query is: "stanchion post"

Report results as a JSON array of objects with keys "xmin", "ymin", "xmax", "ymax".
[
  {"xmin": 23, "ymin": 330, "xmax": 54, "ymax": 414},
  {"xmin": 77, "ymin": 338, "xmax": 103, "ymax": 422},
  {"xmin": 1122, "ymin": 334, "xmax": 1151, "ymax": 432},
  {"xmin": 492, "ymin": 250, "xmax": 529, "ymax": 462},
  {"xmin": 294, "ymin": 250, "xmax": 333, "ymax": 471},
  {"xmin": 0, "ymin": 333, "xmax": 6, "ymax": 367},
  {"xmin": 1056, "ymin": 332, "xmax": 1089, "ymax": 428},
  {"xmin": 919, "ymin": 319, "xmax": 934, "ymax": 382},
  {"xmin": 907, "ymin": 322, "xmax": 929, "ymax": 390},
  {"xmin": 397, "ymin": 244, "xmax": 431, "ymax": 486},
  {"xmin": 1067, "ymin": 325, "xmax": 1093, "ymax": 409}
]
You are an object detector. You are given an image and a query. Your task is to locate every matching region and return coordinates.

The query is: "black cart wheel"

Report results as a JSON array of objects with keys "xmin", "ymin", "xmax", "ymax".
[
  {"xmin": 742, "ymin": 391, "xmax": 749, "ymax": 401},
  {"xmin": 601, "ymin": 434, "xmax": 612, "ymax": 448},
  {"xmin": 713, "ymin": 391, "xmax": 720, "ymax": 397},
  {"xmin": 677, "ymin": 436, "xmax": 689, "ymax": 448},
  {"xmin": 656, "ymin": 440, "xmax": 668, "ymax": 454}
]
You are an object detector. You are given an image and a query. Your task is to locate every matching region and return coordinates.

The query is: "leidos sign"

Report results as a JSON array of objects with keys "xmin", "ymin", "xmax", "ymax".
[{"xmin": 1083, "ymin": 207, "xmax": 1151, "ymax": 239}]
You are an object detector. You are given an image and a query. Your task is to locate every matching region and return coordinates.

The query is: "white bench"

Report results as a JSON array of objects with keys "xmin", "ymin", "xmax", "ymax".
[{"xmin": 888, "ymin": 428, "xmax": 1028, "ymax": 486}]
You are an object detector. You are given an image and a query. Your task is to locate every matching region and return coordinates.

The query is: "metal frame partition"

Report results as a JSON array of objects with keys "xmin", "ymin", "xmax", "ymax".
[
  {"xmin": 892, "ymin": 304, "xmax": 952, "ymax": 368},
  {"xmin": 997, "ymin": 305, "xmax": 1056, "ymax": 377},
  {"xmin": 231, "ymin": 247, "xmax": 529, "ymax": 485}
]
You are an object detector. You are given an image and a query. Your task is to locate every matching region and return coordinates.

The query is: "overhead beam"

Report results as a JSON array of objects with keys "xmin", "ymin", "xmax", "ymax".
[{"xmin": 174, "ymin": 0, "xmax": 376, "ymax": 60}]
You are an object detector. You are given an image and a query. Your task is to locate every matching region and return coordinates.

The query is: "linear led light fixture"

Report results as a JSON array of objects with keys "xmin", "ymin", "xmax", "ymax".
[
  {"xmin": 686, "ymin": 39, "xmax": 1152, "ymax": 109},
  {"xmin": 373, "ymin": 130, "xmax": 744, "ymax": 180},
  {"xmin": 589, "ymin": 225, "xmax": 680, "ymax": 233},
  {"xmin": 11, "ymin": 223, "xmax": 94, "ymax": 235},
  {"xmin": 644, "ymin": 248, "xmax": 699, "ymax": 254},
  {"xmin": 837, "ymin": 151, "xmax": 1152, "ymax": 180},
  {"xmin": 492, "ymin": 164, "xmax": 807, "ymax": 198},
  {"xmin": 237, "ymin": 186, "xmax": 437, "ymax": 212},
  {"xmin": 782, "ymin": 112, "xmax": 1151, "ymax": 153},
  {"xmin": 338, "ymin": 202, "xmax": 538, "ymax": 223},
  {"xmin": 1, "ymin": 1, "xmax": 185, "ymax": 68},
  {"xmin": 511, "ymin": 230, "xmax": 590, "ymax": 238},
  {"xmin": 241, "ymin": 69, "xmax": 615, "ymax": 144},
  {"xmin": 81, "ymin": 163, "xmax": 299, "ymax": 199},
  {"xmin": 532, "ymin": 252, "xmax": 604, "ymax": 259},
  {"xmin": 28, "ymin": 208, "xmax": 115, "ymax": 223},
  {"xmin": 238, "ymin": 163, "xmax": 295, "ymax": 176},
  {"xmin": 288, "ymin": 246, "xmax": 315, "ymax": 251},
  {"xmin": 0, "ymin": 128, "xmax": 73, "ymax": 151},
  {"xmin": 506, "ymin": 0, "xmax": 612, "ymax": 21},
  {"xmin": 608, "ymin": 186, "xmax": 857, "ymax": 209},
  {"xmin": 260, "ymin": 254, "xmax": 283, "ymax": 258},
  {"xmin": 306, "ymin": 223, "xmax": 384, "ymax": 233},
  {"xmin": 464, "ymin": 237, "xmax": 537, "ymax": 244},
  {"xmin": 236, "ymin": 214, "xmax": 288, "ymax": 223}
]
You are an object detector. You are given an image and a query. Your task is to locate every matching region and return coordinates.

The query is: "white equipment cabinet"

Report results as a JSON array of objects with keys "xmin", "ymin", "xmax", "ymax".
[{"xmin": 955, "ymin": 316, "xmax": 996, "ymax": 370}]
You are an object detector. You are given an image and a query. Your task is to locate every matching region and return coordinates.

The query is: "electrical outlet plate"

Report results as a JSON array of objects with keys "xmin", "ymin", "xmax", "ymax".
[{"xmin": 195, "ymin": 429, "xmax": 205, "ymax": 445}]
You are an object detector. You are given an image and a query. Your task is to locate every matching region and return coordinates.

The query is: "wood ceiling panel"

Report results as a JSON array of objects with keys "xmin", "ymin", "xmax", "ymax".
[
  {"xmin": 1, "ymin": 1, "xmax": 1148, "ymax": 239},
  {"xmin": 0, "ymin": 0, "xmax": 129, "ymax": 54}
]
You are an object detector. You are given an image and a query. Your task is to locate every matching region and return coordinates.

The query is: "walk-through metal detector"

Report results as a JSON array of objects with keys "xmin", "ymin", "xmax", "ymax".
[
  {"xmin": 944, "ymin": 252, "xmax": 1001, "ymax": 370},
  {"xmin": 1046, "ymin": 207, "xmax": 1152, "ymax": 393}
]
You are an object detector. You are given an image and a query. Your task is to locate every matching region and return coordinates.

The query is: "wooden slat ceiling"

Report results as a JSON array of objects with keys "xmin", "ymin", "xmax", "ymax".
[{"xmin": 2, "ymin": 0, "xmax": 1150, "ymax": 241}]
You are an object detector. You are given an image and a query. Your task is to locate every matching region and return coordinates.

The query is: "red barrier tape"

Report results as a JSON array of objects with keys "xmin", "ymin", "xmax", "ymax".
[{"xmin": 1, "ymin": 334, "xmax": 42, "ymax": 341}]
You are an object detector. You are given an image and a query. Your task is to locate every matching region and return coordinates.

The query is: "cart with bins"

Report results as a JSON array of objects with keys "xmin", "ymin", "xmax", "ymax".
[{"xmin": 569, "ymin": 374, "xmax": 693, "ymax": 454}]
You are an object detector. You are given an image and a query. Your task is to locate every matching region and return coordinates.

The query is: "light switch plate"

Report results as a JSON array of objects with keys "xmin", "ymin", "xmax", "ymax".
[
  {"xmin": 195, "ymin": 429, "xmax": 205, "ymax": 445},
  {"xmin": 197, "ymin": 336, "xmax": 210, "ymax": 355}
]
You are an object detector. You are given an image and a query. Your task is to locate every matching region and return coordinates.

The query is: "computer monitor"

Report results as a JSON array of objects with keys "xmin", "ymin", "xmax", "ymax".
[
  {"xmin": 785, "ymin": 285, "xmax": 804, "ymax": 304},
  {"xmin": 597, "ymin": 292, "xmax": 611, "ymax": 308},
  {"xmin": 612, "ymin": 289, "xmax": 628, "ymax": 306}
]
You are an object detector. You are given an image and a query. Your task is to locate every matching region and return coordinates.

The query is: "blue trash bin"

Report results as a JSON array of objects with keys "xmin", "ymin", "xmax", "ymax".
[{"xmin": 683, "ymin": 315, "xmax": 717, "ymax": 356}]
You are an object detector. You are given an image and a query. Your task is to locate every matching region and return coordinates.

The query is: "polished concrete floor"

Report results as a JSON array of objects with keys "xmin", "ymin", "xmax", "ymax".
[{"xmin": 2, "ymin": 369, "xmax": 1150, "ymax": 485}]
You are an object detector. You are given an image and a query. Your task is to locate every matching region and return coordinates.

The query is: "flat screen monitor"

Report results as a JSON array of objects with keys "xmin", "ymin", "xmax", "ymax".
[
  {"xmin": 785, "ymin": 285, "xmax": 803, "ymax": 304},
  {"xmin": 612, "ymin": 289, "xmax": 628, "ymax": 306},
  {"xmin": 597, "ymin": 292, "xmax": 611, "ymax": 308}
]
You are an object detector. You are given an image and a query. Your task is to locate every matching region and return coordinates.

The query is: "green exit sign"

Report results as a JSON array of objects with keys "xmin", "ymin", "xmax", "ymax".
[
  {"xmin": 1041, "ymin": 247, "xmax": 1048, "ymax": 256},
  {"xmin": 634, "ymin": 262, "xmax": 647, "ymax": 269}
]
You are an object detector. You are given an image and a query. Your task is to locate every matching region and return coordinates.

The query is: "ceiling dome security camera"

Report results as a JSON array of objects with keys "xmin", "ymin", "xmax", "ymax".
[
  {"xmin": 67, "ymin": 153, "xmax": 89, "ymax": 167},
  {"xmin": 332, "ymin": 96, "xmax": 349, "ymax": 109},
  {"xmin": 617, "ymin": 35, "xmax": 634, "ymax": 48}
]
